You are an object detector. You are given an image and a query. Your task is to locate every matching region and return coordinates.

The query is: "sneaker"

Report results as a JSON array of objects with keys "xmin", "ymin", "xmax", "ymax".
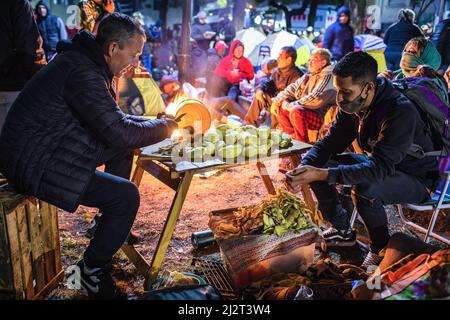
[
  {"xmin": 361, "ymin": 252, "xmax": 383, "ymax": 271},
  {"xmin": 85, "ymin": 214, "xmax": 141, "ymax": 245},
  {"xmin": 322, "ymin": 226, "xmax": 356, "ymax": 247},
  {"xmin": 76, "ymin": 260, "xmax": 127, "ymax": 300}
]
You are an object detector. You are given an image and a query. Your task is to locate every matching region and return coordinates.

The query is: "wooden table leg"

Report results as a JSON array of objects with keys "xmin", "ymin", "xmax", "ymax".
[
  {"xmin": 131, "ymin": 158, "xmax": 145, "ymax": 187},
  {"xmin": 256, "ymin": 161, "xmax": 276, "ymax": 195},
  {"xmin": 289, "ymin": 154, "xmax": 321, "ymax": 224},
  {"xmin": 144, "ymin": 171, "xmax": 194, "ymax": 289}
]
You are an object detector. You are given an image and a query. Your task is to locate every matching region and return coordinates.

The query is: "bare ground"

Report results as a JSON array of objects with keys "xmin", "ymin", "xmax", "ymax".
[{"xmin": 46, "ymin": 160, "xmax": 450, "ymax": 300}]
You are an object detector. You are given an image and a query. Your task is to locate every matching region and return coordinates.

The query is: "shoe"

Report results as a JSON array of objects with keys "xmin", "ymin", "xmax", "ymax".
[
  {"xmin": 76, "ymin": 260, "xmax": 127, "ymax": 300},
  {"xmin": 124, "ymin": 230, "xmax": 141, "ymax": 245},
  {"xmin": 85, "ymin": 213, "xmax": 102, "ymax": 239},
  {"xmin": 85, "ymin": 214, "xmax": 141, "ymax": 245},
  {"xmin": 322, "ymin": 226, "xmax": 356, "ymax": 247},
  {"xmin": 361, "ymin": 252, "xmax": 383, "ymax": 271}
]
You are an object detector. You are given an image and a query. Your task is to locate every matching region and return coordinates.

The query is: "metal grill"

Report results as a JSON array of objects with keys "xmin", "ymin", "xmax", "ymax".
[{"xmin": 191, "ymin": 257, "xmax": 239, "ymax": 300}]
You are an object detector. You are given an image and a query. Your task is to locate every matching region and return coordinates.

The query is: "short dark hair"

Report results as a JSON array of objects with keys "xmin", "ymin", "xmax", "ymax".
[
  {"xmin": 332, "ymin": 51, "xmax": 378, "ymax": 85},
  {"xmin": 96, "ymin": 13, "xmax": 145, "ymax": 50},
  {"xmin": 281, "ymin": 46, "xmax": 297, "ymax": 63}
]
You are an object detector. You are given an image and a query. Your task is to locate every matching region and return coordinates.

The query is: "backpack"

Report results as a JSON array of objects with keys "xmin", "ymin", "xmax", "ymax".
[{"xmin": 392, "ymin": 77, "xmax": 450, "ymax": 159}]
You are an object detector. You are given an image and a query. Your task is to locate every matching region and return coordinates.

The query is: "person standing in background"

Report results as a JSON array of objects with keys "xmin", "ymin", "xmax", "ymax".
[
  {"xmin": 383, "ymin": 9, "xmax": 423, "ymax": 71},
  {"xmin": 0, "ymin": 0, "xmax": 43, "ymax": 132},
  {"xmin": 322, "ymin": 6, "xmax": 354, "ymax": 62},
  {"xmin": 35, "ymin": 1, "xmax": 68, "ymax": 61}
]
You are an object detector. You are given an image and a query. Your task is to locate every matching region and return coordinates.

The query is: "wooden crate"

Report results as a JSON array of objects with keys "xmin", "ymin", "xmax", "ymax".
[{"xmin": 0, "ymin": 185, "xmax": 63, "ymax": 300}]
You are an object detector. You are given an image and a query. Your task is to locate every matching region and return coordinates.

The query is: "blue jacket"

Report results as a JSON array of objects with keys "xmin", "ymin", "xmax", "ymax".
[
  {"xmin": 35, "ymin": 1, "xmax": 67, "ymax": 54},
  {"xmin": 323, "ymin": 6, "xmax": 354, "ymax": 61}
]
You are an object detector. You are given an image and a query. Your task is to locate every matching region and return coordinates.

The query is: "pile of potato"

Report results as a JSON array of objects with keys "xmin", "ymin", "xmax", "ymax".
[{"xmin": 165, "ymin": 124, "xmax": 293, "ymax": 163}]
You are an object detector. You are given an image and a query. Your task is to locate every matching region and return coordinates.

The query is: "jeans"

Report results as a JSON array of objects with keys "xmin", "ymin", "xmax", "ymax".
[
  {"xmin": 309, "ymin": 153, "xmax": 430, "ymax": 252},
  {"xmin": 81, "ymin": 148, "xmax": 138, "ymax": 268},
  {"xmin": 227, "ymin": 84, "xmax": 240, "ymax": 102}
]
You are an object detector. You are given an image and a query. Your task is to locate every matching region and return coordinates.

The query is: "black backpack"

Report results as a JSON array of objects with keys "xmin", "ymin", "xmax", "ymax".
[{"xmin": 392, "ymin": 77, "xmax": 450, "ymax": 159}]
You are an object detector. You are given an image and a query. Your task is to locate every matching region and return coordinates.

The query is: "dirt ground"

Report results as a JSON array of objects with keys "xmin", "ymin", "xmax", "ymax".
[{"xmin": 47, "ymin": 159, "xmax": 450, "ymax": 300}]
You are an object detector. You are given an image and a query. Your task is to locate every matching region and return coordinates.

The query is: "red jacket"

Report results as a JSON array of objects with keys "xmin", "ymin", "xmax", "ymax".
[{"xmin": 214, "ymin": 39, "xmax": 254, "ymax": 84}]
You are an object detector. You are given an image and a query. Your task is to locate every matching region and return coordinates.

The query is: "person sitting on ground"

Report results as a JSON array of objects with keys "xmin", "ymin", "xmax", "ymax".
[
  {"xmin": 285, "ymin": 51, "xmax": 440, "ymax": 270},
  {"xmin": 206, "ymin": 41, "xmax": 228, "ymax": 85},
  {"xmin": 214, "ymin": 39, "xmax": 254, "ymax": 103},
  {"xmin": 245, "ymin": 47, "xmax": 304, "ymax": 127},
  {"xmin": 270, "ymin": 48, "xmax": 336, "ymax": 143},
  {"xmin": 379, "ymin": 37, "xmax": 448, "ymax": 103},
  {"xmin": 254, "ymin": 59, "xmax": 278, "ymax": 87},
  {"xmin": 0, "ymin": 13, "xmax": 178, "ymax": 299}
]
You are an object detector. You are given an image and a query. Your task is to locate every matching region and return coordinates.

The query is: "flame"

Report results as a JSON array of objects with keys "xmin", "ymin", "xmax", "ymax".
[
  {"xmin": 165, "ymin": 92, "xmax": 189, "ymax": 116},
  {"xmin": 171, "ymin": 129, "xmax": 183, "ymax": 141}
]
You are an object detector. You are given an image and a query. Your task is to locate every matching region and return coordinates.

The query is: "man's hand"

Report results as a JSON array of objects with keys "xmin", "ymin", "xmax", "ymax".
[
  {"xmin": 378, "ymin": 70, "xmax": 394, "ymax": 80},
  {"xmin": 285, "ymin": 165, "xmax": 328, "ymax": 193},
  {"xmin": 255, "ymin": 89, "xmax": 266, "ymax": 103},
  {"xmin": 281, "ymin": 100, "xmax": 293, "ymax": 111},
  {"xmin": 165, "ymin": 119, "xmax": 179, "ymax": 137},
  {"xmin": 231, "ymin": 69, "xmax": 240, "ymax": 78},
  {"xmin": 270, "ymin": 100, "xmax": 281, "ymax": 116}
]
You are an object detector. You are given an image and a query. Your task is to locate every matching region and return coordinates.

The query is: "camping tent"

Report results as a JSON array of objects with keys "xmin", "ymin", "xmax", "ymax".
[
  {"xmin": 235, "ymin": 28, "xmax": 266, "ymax": 59},
  {"xmin": 247, "ymin": 31, "xmax": 315, "ymax": 67},
  {"xmin": 354, "ymin": 35, "xmax": 387, "ymax": 73}
]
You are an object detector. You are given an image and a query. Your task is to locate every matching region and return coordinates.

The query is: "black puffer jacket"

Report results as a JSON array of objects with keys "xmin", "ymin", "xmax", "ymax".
[{"xmin": 0, "ymin": 31, "xmax": 170, "ymax": 212}]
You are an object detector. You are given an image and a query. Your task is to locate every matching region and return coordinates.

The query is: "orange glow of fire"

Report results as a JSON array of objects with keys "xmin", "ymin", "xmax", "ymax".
[{"xmin": 171, "ymin": 129, "xmax": 183, "ymax": 141}]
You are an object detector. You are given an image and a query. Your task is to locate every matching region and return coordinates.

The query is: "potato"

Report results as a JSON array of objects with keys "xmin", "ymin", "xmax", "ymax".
[
  {"xmin": 225, "ymin": 131, "xmax": 240, "ymax": 145},
  {"xmin": 240, "ymin": 132, "xmax": 258, "ymax": 146},
  {"xmin": 204, "ymin": 131, "xmax": 221, "ymax": 143},
  {"xmin": 271, "ymin": 130, "xmax": 282, "ymax": 145},
  {"xmin": 244, "ymin": 145, "xmax": 258, "ymax": 159},
  {"xmin": 202, "ymin": 141, "xmax": 216, "ymax": 156},
  {"xmin": 258, "ymin": 126, "xmax": 271, "ymax": 140},
  {"xmin": 218, "ymin": 144, "xmax": 243, "ymax": 160}
]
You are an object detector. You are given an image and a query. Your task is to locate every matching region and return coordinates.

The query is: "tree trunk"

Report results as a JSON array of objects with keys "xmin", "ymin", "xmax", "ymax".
[
  {"xmin": 159, "ymin": 0, "xmax": 169, "ymax": 25},
  {"xmin": 179, "ymin": 0, "xmax": 192, "ymax": 83},
  {"xmin": 308, "ymin": 0, "xmax": 319, "ymax": 28},
  {"xmin": 233, "ymin": 0, "xmax": 246, "ymax": 31},
  {"xmin": 345, "ymin": 0, "xmax": 367, "ymax": 34}
]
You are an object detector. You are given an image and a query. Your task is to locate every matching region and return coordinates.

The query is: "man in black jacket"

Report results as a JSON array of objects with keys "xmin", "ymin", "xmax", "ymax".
[
  {"xmin": 245, "ymin": 46, "xmax": 304, "ymax": 127},
  {"xmin": 286, "ymin": 52, "xmax": 439, "ymax": 269},
  {"xmin": 0, "ymin": 13, "xmax": 177, "ymax": 299},
  {"xmin": 0, "ymin": 0, "xmax": 42, "ymax": 132}
]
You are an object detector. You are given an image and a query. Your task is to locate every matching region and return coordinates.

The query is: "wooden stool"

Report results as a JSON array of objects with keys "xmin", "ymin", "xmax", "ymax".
[{"xmin": 0, "ymin": 185, "xmax": 63, "ymax": 300}]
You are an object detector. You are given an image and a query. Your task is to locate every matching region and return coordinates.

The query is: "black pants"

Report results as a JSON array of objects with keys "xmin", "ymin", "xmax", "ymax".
[
  {"xmin": 81, "ymin": 149, "xmax": 137, "ymax": 268},
  {"xmin": 309, "ymin": 153, "xmax": 430, "ymax": 252}
]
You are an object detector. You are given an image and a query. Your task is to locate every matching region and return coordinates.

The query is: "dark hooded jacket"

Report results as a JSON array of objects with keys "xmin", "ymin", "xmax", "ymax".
[
  {"xmin": 302, "ymin": 77, "xmax": 439, "ymax": 190},
  {"xmin": 323, "ymin": 6, "xmax": 355, "ymax": 61},
  {"xmin": 0, "ymin": 0, "xmax": 41, "ymax": 91},
  {"xmin": 35, "ymin": 1, "xmax": 67, "ymax": 54},
  {"xmin": 432, "ymin": 18, "xmax": 450, "ymax": 68},
  {"xmin": 0, "ymin": 31, "xmax": 170, "ymax": 212},
  {"xmin": 214, "ymin": 39, "xmax": 254, "ymax": 84}
]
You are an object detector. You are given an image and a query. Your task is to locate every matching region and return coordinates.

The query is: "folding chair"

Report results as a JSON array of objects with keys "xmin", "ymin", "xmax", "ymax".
[
  {"xmin": 396, "ymin": 171, "xmax": 450, "ymax": 245},
  {"xmin": 349, "ymin": 172, "xmax": 450, "ymax": 246}
]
